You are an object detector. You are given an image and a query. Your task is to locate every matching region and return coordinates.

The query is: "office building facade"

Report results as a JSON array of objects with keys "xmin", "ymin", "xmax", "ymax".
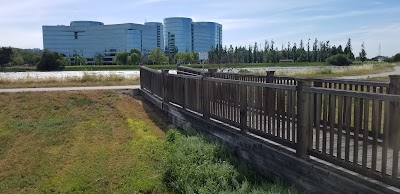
[
  {"xmin": 163, "ymin": 17, "xmax": 222, "ymax": 54},
  {"xmin": 42, "ymin": 18, "xmax": 221, "ymax": 63}
]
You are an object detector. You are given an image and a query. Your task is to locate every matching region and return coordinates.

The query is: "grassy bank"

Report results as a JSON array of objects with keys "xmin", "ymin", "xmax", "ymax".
[
  {"xmin": 0, "ymin": 91, "xmax": 168, "ymax": 193},
  {"xmin": 238, "ymin": 63, "xmax": 395, "ymax": 78},
  {"xmin": 0, "ymin": 91, "xmax": 297, "ymax": 193},
  {"xmin": 0, "ymin": 72, "xmax": 139, "ymax": 89},
  {"xmin": 164, "ymin": 129, "xmax": 298, "ymax": 194}
]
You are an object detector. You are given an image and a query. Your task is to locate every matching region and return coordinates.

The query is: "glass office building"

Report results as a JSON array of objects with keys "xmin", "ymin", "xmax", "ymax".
[
  {"xmin": 192, "ymin": 22, "xmax": 222, "ymax": 52},
  {"xmin": 163, "ymin": 17, "xmax": 193, "ymax": 53},
  {"xmin": 43, "ymin": 21, "xmax": 162, "ymax": 64},
  {"xmin": 43, "ymin": 18, "xmax": 222, "ymax": 63},
  {"xmin": 163, "ymin": 17, "xmax": 222, "ymax": 54}
]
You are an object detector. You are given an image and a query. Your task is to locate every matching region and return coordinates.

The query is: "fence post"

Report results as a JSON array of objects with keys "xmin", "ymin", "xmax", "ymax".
[
  {"xmin": 297, "ymin": 79, "xmax": 313, "ymax": 159},
  {"xmin": 161, "ymin": 70, "xmax": 169, "ymax": 103},
  {"xmin": 266, "ymin": 71, "xmax": 275, "ymax": 83},
  {"xmin": 265, "ymin": 71, "xmax": 276, "ymax": 117},
  {"xmin": 140, "ymin": 67, "xmax": 144, "ymax": 90},
  {"xmin": 202, "ymin": 72, "xmax": 210, "ymax": 119},
  {"xmin": 388, "ymin": 75, "xmax": 400, "ymax": 148},
  {"xmin": 240, "ymin": 82, "xmax": 248, "ymax": 133},
  {"xmin": 208, "ymin": 68, "xmax": 217, "ymax": 77}
]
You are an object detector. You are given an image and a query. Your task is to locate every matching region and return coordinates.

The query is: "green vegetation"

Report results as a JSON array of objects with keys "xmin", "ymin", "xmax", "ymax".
[
  {"xmin": 112, "ymin": 49, "xmax": 143, "ymax": 66},
  {"xmin": 359, "ymin": 42, "xmax": 367, "ymax": 62},
  {"xmin": 208, "ymin": 38, "xmax": 357, "ymax": 64},
  {"xmin": 0, "ymin": 47, "xmax": 42, "ymax": 69},
  {"xmin": 164, "ymin": 129, "xmax": 298, "ymax": 194},
  {"xmin": 0, "ymin": 91, "xmax": 168, "ymax": 193},
  {"xmin": 1, "ymin": 65, "xmax": 36, "ymax": 72},
  {"xmin": 94, "ymin": 52, "xmax": 104, "ymax": 65},
  {"xmin": 148, "ymin": 48, "xmax": 169, "ymax": 65},
  {"xmin": 113, "ymin": 51, "xmax": 129, "ymax": 65},
  {"xmin": 73, "ymin": 56, "xmax": 88, "ymax": 66},
  {"xmin": 36, "ymin": 49, "xmax": 68, "ymax": 71},
  {"xmin": 326, "ymin": 54, "xmax": 352, "ymax": 66},
  {"xmin": 129, "ymin": 49, "xmax": 142, "ymax": 65},
  {"xmin": 0, "ymin": 91, "xmax": 297, "ymax": 193},
  {"xmin": 174, "ymin": 52, "xmax": 199, "ymax": 64},
  {"xmin": 384, "ymin": 53, "xmax": 400, "ymax": 63},
  {"xmin": 0, "ymin": 47, "xmax": 13, "ymax": 69}
]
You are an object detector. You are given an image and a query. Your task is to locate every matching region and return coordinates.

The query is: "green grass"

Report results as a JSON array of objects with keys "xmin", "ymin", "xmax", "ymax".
[
  {"xmin": 164, "ymin": 129, "xmax": 298, "ymax": 194},
  {"xmin": 0, "ymin": 91, "xmax": 168, "ymax": 193},
  {"xmin": 0, "ymin": 66, "xmax": 36, "ymax": 72},
  {"xmin": 0, "ymin": 91, "xmax": 297, "ymax": 193}
]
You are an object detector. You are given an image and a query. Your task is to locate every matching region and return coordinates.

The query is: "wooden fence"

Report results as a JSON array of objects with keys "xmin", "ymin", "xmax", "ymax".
[{"xmin": 140, "ymin": 66, "xmax": 400, "ymax": 188}]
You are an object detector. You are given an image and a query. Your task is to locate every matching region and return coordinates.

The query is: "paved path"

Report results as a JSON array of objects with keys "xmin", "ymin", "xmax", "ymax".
[
  {"xmin": 339, "ymin": 66, "xmax": 400, "ymax": 79},
  {"xmin": 0, "ymin": 85, "xmax": 139, "ymax": 93}
]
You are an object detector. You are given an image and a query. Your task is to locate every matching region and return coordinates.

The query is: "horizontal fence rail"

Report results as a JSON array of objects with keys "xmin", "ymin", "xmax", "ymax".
[
  {"xmin": 140, "ymin": 66, "xmax": 400, "ymax": 188},
  {"xmin": 177, "ymin": 66, "xmax": 207, "ymax": 76},
  {"xmin": 313, "ymin": 78, "xmax": 389, "ymax": 94}
]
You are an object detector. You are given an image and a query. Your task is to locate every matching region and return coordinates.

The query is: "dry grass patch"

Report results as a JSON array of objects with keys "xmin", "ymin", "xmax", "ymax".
[
  {"xmin": 275, "ymin": 63, "xmax": 395, "ymax": 78},
  {"xmin": 0, "ymin": 90, "xmax": 168, "ymax": 193},
  {"xmin": 0, "ymin": 73, "xmax": 139, "ymax": 89},
  {"xmin": 238, "ymin": 63, "xmax": 395, "ymax": 78}
]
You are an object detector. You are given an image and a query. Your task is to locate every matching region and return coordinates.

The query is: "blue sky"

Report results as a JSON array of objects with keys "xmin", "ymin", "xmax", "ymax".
[{"xmin": 0, "ymin": 0, "xmax": 399, "ymax": 57}]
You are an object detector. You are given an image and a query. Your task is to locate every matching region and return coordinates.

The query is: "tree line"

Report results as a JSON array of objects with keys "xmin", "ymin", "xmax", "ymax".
[
  {"xmin": 0, "ymin": 47, "xmax": 42, "ymax": 69},
  {"xmin": 208, "ymin": 38, "xmax": 365, "ymax": 65}
]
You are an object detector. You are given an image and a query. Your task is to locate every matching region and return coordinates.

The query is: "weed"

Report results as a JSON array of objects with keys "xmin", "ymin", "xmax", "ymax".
[{"xmin": 163, "ymin": 129, "xmax": 298, "ymax": 194}]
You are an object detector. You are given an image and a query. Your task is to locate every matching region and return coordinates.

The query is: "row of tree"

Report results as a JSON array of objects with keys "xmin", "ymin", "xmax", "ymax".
[
  {"xmin": 113, "ymin": 48, "xmax": 200, "ymax": 65},
  {"xmin": 208, "ymin": 38, "xmax": 366, "ymax": 64},
  {"xmin": 0, "ymin": 47, "xmax": 42, "ymax": 68}
]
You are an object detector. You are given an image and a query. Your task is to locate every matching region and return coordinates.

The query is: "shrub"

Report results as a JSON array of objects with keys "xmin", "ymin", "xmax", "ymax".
[
  {"xmin": 37, "ymin": 49, "xmax": 67, "ymax": 71},
  {"xmin": 163, "ymin": 129, "xmax": 298, "ymax": 194},
  {"xmin": 393, "ymin": 53, "xmax": 400, "ymax": 62},
  {"xmin": 326, "ymin": 54, "xmax": 352, "ymax": 66}
]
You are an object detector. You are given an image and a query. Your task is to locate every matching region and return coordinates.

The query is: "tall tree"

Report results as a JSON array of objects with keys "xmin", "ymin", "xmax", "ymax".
[
  {"xmin": 94, "ymin": 53, "xmax": 104, "ymax": 65},
  {"xmin": 75, "ymin": 56, "xmax": 87, "ymax": 66},
  {"xmin": 312, "ymin": 38, "xmax": 318, "ymax": 62},
  {"xmin": 292, "ymin": 43, "xmax": 297, "ymax": 61},
  {"xmin": 0, "ymin": 47, "xmax": 13, "ymax": 69},
  {"xmin": 113, "ymin": 51, "xmax": 129, "ymax": 65},
  {"xmin": 307, "ymin": 39, "xmax": 311, "ymax": 62},
  {"xmin": 148, "ymin": 48, "xmax": 168, "ymax": 65},
  {"xmin": 37, "ymin": 49, "xmax": 67, "ymax": 71},
  {"xmin": 359, "ymin": 42, "xmax": 367, "ymax": 62},
  {"xmin": 344, "ymin": 38, "xmax": 355, "ymax": 60},
  {"xmin": 129, "ymin": 49, "xmax": 142, "ymax": 65}
]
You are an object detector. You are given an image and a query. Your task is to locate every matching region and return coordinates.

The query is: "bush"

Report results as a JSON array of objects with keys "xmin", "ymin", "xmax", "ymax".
[
  {"xmin": 37, "ymin": 49, "xmax": 67, "ymax": 71},
  {"xmin": 326, "ymin": 54, "xmax": 352, "ymax": 66},
  {"xmin": 393, "ymin": 53, "xmax": 400, "ymax": 62},
  {"xmin": 163, "ymin": 129, "xmax": 298, "ymax": 194}
]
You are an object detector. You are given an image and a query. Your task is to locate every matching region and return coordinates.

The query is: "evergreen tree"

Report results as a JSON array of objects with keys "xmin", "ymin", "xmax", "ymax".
[
  {"xmin": 307, "ymin": 39, "xmax": 311, "ymax": 62},
  {"xmin": 359, "ymin": 42, "xmax": 367, "ymax": 62}
]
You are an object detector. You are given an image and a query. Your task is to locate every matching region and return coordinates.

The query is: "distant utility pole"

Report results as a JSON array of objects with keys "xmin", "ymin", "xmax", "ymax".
[{"xmin": 378, "ymin": 43, "xmax": 381, "ymax": 56}]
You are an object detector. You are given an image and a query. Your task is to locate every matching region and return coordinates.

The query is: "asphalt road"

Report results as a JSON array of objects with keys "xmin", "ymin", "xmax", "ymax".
[{"xmin": 0, "ymin": 85, "xmax": 140, "ymax": 93}]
